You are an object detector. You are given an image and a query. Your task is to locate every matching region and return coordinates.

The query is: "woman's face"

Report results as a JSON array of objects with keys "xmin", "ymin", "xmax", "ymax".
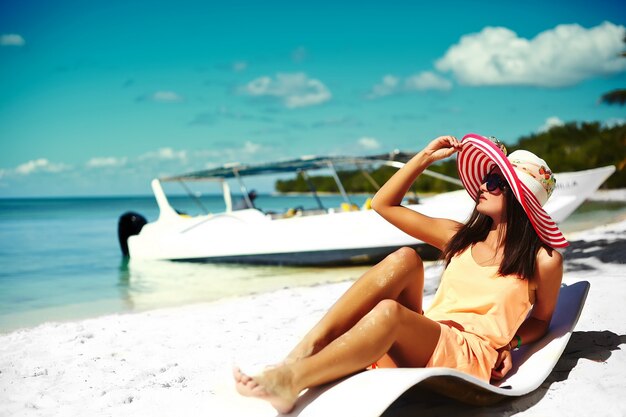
[{"xmin": 476, "ymin": 167, "xmax": 507, "ymax": 221}]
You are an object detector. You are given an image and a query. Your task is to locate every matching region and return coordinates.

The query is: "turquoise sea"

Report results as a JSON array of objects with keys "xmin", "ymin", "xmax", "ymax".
[{"xmin": 1, "ymin": 194, "xmax": 625, "ymax": 333}]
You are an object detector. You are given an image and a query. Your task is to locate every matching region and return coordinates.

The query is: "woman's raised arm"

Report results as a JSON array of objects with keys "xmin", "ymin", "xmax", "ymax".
[{"xmin": 370, "ymin": 136, "xmax": 463, "ymax": 250}]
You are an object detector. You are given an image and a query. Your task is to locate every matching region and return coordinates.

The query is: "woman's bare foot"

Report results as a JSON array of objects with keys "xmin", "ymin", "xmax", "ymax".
[{"xmin": 233, "ymin": 365, "xmax": 300, "ymax": 414}]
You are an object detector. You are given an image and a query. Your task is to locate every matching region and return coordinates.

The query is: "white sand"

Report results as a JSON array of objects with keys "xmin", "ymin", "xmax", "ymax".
[{"xmin": 1, "ymin": 221, "xmax": 625, "ymax": 417}]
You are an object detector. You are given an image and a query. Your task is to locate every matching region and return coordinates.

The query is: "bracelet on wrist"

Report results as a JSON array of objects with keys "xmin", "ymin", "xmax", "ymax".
[{"xmin": 512, "ymin": 334, "xmax": 522, "ymax": 351}]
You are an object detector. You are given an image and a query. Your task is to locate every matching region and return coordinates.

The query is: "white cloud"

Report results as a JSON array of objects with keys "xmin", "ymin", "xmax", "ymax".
[
  {"xmin": 151, "ymin": 91, "xmax": 183, "ymax": 102},
  {"xmin": 538, "ymin": 116, "xmax": 565, "ymax": 133},
  {"xmin": 139, "ymin": 147, "xmax": 188, "ymax": 162},
  {"xmin": 137, "ymin": 91, "xmax": 183, "ymax": 103},
  {"xmin": 1, "ymin": 34, "xmax": 25, "ymax": 46},
  {"xmin": 436, "ymin": 22, "xmax": 626, "ymax": 87},
  {"xmin": 604, "ymin": 118, "xmax": 626, "ymax": 128},
  {"xmin": 405, "ymin": 71, "xmax": 453, "ymax": 91},
  {"xmin": 242, "ymin": 141, "xmax": 262, "ymax": 154},
  {"xmin": 369, "ymin": 75, "xmax": 400, "ymax": 98},
  {"xmin": 14, "ymin": 158, "xmax": 71, "ymax": 175},
  {"xmin": 537, "ymin": 116, "xmax": 625, "ymax": 132},
  {"xmin": 197, "ymin": 140, "xmax": 267, "ymax": 159},
  {"xmin": 192, "ymin": 140, "xmax": 277, "ymax": 167},
  {"xmin": 368, "ymin": 72, "xmax": 451, "ymax": 98},
  {"xmin": 242, "ymin": 72, "xmax": 331, "ymax": 108},
  {"xmin": 86, "ymin": 156, "xmax": 127, "ymax": 168},
  {"xmin": 358, "ymin": 137, "xmax": 381, "ymax": 150}
]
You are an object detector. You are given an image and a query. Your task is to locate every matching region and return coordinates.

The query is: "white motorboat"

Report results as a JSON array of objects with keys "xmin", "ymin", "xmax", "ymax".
[{"xmin": 118, "ymin": 152, "xmax": 615, "ymax": 265}]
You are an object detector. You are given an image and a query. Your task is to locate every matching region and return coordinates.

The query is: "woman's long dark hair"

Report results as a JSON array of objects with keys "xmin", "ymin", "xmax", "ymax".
[{"xmin": 441, "ymin": 183, "xmax": 546, "ymax": 280}]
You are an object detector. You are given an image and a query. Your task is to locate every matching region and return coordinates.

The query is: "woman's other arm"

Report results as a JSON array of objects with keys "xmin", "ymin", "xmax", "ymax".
[
  {"xmin": 518, "ymin": 248, "xmax": 564, "ymax": 344},
  {"xmin": 371, "ymin": 135, "xmax": 463, "ymax": 250},
  {"xmin": 492, "ymin": 248, "xmax": 564, "ymax": 380}
]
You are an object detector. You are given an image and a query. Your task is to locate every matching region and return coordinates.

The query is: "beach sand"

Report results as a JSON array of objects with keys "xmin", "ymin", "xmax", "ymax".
[{"xmin": 1, "ymin": 221, "xmax": 625, "ymax": 417}]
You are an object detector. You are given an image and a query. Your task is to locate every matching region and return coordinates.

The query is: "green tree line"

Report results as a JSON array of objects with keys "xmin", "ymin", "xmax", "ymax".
[
  {"xmin": 275, "ymin": 162, "xmax": 462, "ymax": 195},
  {"xmin": 275, "ymin": 122, "xmax": 625, "ymax": 193},
  {"xmin": 511, "ymin": 121, "xmax": 625, "ymax": 188}
]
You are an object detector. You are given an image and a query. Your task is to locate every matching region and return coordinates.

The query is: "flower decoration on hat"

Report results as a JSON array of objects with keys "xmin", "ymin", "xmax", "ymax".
[
  {"xmin": 487, "ymin": 136, "xmax": 508, "ymax": 156},
  {"xmin": 509, "ymin": 159, "xmax": 556, "ymax": 199}
]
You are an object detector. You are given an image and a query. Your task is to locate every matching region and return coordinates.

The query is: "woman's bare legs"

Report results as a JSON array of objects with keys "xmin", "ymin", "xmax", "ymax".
[
  {"xmin": 233, "ymin": 247, "xmax": 433, "ymax": 413},
  {"xmin": 286, "ymin": 247, "xmax": 425, "ymax": 362},
  {"xmin": 234, "ymin": 298, "xmax": 441, "ymax": 413}
]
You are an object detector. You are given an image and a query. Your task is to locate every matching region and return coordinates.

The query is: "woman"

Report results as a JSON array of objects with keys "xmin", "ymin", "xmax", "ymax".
[{"xmin": 234, "ymin": 134, "xmax": 567, "ymax": 413}]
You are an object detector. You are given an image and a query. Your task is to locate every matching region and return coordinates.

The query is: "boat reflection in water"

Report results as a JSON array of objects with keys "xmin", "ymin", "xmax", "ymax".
[{"xmin": 115, "ymin": 256, "xmax": 386, "ymax": 312}]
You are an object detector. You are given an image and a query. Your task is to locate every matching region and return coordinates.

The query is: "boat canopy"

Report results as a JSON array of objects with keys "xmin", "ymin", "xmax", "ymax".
[
  {"xmin": 153, "ymin": 150, "xmax": 463, "ymax": 215},
  {"xmin": 159, "ymin": 151, "xmax": 427, "ymax": 182}
]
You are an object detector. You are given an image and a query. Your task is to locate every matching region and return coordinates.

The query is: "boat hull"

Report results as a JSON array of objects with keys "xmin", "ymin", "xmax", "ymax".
[{"xmin": 173, "ymin": 243, "xmax": 441, "ymax": 266}]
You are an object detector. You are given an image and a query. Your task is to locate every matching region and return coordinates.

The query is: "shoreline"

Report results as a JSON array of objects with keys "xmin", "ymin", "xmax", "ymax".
[
  {"xmin": 1, "ymin": 207, "xmax": 625, "ymax": 335},
  {"xmin": 1, "ymin": 220, "xmax": 625, "ymax": 416}
]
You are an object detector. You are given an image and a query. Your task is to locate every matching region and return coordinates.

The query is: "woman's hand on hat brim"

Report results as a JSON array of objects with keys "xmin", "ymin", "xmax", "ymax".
[{"xmin": 423, "ymin": 135, "xmax": 462, "ymax": 163}]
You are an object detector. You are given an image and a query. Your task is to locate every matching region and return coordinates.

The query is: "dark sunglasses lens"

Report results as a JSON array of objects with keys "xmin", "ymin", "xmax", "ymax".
[{"xmin": 485, "ymin": 174, "xmax": 502, "ymax": 192}]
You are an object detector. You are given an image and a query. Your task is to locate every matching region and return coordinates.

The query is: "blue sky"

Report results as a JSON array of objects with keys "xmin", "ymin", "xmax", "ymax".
[{"xmin": 1, "ymin": 0, "xmax": 625, "ymax": 196}]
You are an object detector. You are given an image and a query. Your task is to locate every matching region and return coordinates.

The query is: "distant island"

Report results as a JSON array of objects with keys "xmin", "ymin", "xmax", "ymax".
[{"xmin": 275, "ymin": 122, "xmax": 625, "ymax": 193}]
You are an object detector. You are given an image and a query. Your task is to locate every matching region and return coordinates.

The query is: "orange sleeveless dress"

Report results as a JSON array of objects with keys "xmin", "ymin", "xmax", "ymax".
[{"xmin": 424, "ymin": 246, "xmax": 532, "ymax": 381}]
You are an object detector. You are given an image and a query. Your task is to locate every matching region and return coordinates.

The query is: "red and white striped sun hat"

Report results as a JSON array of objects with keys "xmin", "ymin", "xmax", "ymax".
[{"xmin": 457, "ymin": 133, "xmax": 568, "ymax": 248}]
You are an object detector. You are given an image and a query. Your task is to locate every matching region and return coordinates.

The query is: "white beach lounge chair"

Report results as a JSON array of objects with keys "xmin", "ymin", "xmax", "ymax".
[{"xmin": 286, "ymin": 280, "xmax": 590, "ymax": 417}]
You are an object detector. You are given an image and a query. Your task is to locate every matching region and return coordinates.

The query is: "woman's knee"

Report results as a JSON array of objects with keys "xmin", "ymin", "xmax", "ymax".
[
  {"xmin": 371, "ymin": 299, "xmax": 403, "ymax": 324},
  {"xmin": 371, "ymin": 248, "xmax": 423, "ymax": 290},
  {"xmin": 388, "ymin": 247, "xmax": 423, "ymax": 272}
]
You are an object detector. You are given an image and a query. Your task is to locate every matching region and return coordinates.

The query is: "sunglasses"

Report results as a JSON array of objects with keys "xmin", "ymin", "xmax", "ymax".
[{"xmin": 483, "ymin": 173, "xmax": 507, "ymax": 193}]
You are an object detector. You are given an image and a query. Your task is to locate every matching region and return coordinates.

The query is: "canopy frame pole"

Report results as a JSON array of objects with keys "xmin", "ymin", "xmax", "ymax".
[
  {"xmin": 233, "ymin": 170, "xmax": 254, "ymax": 209},
  {"xmin": 357, "ymin": 163, "xmax": 381, "ymax": 191},
  {"xmin": 379, "ymin": 161, "xmax": 464, "ymax": 187},
  {"xmin": 327, "ymin": 161, "xmax": 353, "ymax": 206},
  {"xmin": 177, "ymin": 180, "xmax": 210, "ymax": 214},
  {"xmin": 422, "ymin": 169, "xmax": 464, "ymax": 186},
  {"xmin": 222, "ymin": 180, "xmax": 233, "ymax": 212},
  {"xmin": 299, "ymin": 169, "xmax": 325, "ymax": 210}
]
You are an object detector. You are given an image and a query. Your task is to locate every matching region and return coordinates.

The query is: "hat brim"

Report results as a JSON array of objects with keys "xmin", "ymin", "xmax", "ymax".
[{"xmin": 457, "ymin": 133, "xmax": 568, "ymax": 249}]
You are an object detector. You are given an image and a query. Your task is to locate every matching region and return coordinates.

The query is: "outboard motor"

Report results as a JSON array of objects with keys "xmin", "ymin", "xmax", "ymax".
[{"xmin": 118, "ymin": 212, "xmax": 147, "ymax": 256}]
